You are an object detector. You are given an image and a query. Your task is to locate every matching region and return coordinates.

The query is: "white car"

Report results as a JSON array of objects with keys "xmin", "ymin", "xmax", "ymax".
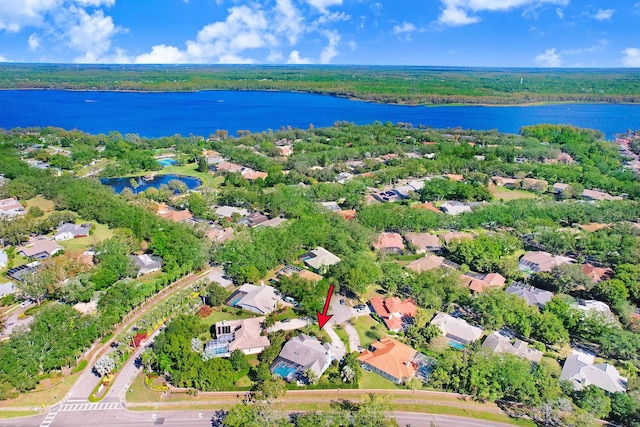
[{"xmin": 20, "ymin": 300, "xmax": 33, "ymax": 308}]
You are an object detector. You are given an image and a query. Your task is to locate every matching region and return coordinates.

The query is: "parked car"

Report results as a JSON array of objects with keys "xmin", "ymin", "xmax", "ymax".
[{"xmin": 281, "ymin": 318, "xmax": 291, "ymax": 323}]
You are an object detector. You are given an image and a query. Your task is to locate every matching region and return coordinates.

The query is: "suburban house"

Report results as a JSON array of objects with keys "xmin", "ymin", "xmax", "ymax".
[
  {"xmin": 276, "ymin": 146, "xmax": 293, "ymax": 156},
  {"xmin": 440, "ymin": 231, "xmax": 474, "ymax": 245},
  {"xmin": 256, "ymin": 217, "xmax": 287, "ymax": 228},
  {"xmin": 0, "ymin": 281, "xmax": 16, "ymax": 298},
  {"xmin": 204, "ymin": 317, "xmax": 270, "ymax": 357},
  {"xmin": 271, "ymin": 334, "xmax": 345, "ymax": 382},
  {"xmin": 18, "ymin": 240, "xmax": 64, "ymax": 259},
  {"xmin": 53, "ymin": 223, "xmax": 92, "ymax": 241},
  {"xmin": 320, "ymin": 202, "xmax": 341, "ymax": 212},
  {"xmin": 404, "ymin": 232, "xmax": 442, "ymax": 254},
  {"xmin": 130, "ymin": 254, "xmax": 162, "ymax": 276},
  {"xmin": 242, "ymin": 170, "xmax": 268, "ymax": 181},
  {"xmin": 521, "ymin": 178, "xmax": 548, "ymax": 192},
  {"xmin": 6, "ymin": 262, "xmax": 39, "ymax": 281},
  {"xmin": 156, "ymin": 203, "xmax": 193, "ymax": 223},
  {"xmin": 518, "ymin": 251, "xmax": 575, "ymax": 273},
  {"xmin": 505, "ymin": 282, "xmax": 554, "ymax": 307},
  {"xmin": 337, "ymin": 209, "xmax": 357, "ymax": 220},
  {"xmin": 335, "ymin": 172, "xmax": 354, "ymax": 184},
  {"xmin": 459, "ymin": 272, "xmax": 506, "ymax": 293},
  {"xmin": 482, "ymin": 331, "xmax": 543, "ymax": 363},
  {"xmin": 405, "ymin": 254, "xmax": 451, "ymax": 273},
  {"xmin": 215, "ymin": 206, "xmax": 249, "ymax": 219},
  {"xmin": 581, "ymin": 264, "xmax": 613, "ymax": 283},
  {"xmin": 238, "ymin": 212, "xmax": 269, "ymax": 228},
  {"xmin": 492, "ymin": 176, "xmax": 519, "ymax": 188},
  {"xmin": 301, "ymin": 246, "xmax": 341, "ymax": 273},
  {"xmin": 578, "ymin": 223, "xmax": 610, "ymax": 233},
  {"xmin": 440, "ymin": 201, "xmax": 472, "ymax": 215},
  {"xmin": 370, "ymin": 296, "xmax": 418, "ymax": 332},
  {"xmin": 430, "ymin": 313, "xmax": 483, "ymax": 346},
  {"xmin": 372, "ymin": 232, "xmax": 405, "ymax": 254},
  {"xmin": 275, "ymin": 265, "xmax": 323, "ymax": 283},
  {"xmin": 214, "ymin": 161, "xmax": 244, "ymax": 174},
  {"xmin": 572, "ymin": 299, "xmax": 616, "ymax": 322},
  {"xmin": 410, "ymin": 202, "xmax": 442, "ymax": 214},
  {"xmin": 560, "ymin": 350, "xmax": 627, "ymax": 393},
  {"xmin": 582, "ymin": 189, "xmax": 623, "ymax": 201},
  {"xmin": 357, "ymin": 337, "xmax": 418, "ymax": 384},
  {"xmin": 0, "ymin": 249, "xmax": 7, "ymax": 269},
  {"xmin": 228, "ymin": 283, "xmax": 280, "ymax": 315},
  {"xmin": 206, "ymin": 267, "xmax": 233, "ymax": 288},
  {"xmin": 553, "ymin": 182, "xmax": 570, "ymax": 195},
  {"xmin": 205, "ymin": 226, "xmax": 235, "ymax": 243},
  {"xmin": 0, "ymin": 198, "xmax": 26, "ymax": 218}
]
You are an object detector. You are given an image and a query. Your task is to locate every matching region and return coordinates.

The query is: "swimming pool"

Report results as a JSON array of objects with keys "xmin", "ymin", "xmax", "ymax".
[
  {"xmin": 157, "ymin": 158, "xmax": 177, "ymax": 167},
  {"xmin": 449, "ymin": 340, "xmax": 465, "ymax": 349},
  {"xmin": 228, "ymin": 295, "xmax": 243, "ymax": 307},
  {"xmin": 272, "ymin": 362, "xmax": 298, "ymax": 379}
]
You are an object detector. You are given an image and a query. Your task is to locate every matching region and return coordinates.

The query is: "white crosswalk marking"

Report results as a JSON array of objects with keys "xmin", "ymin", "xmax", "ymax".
[
  {"xmin": 39, "ymin": 410, "xmax": 58, "ymax": 427},
  {"xmin": 58, "ymin": 402, "xmax": 121, "ymax": 412}
]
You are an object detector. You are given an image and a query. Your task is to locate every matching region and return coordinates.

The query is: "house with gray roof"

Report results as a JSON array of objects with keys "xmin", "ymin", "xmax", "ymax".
[
  {"xmin": 271, "ymin": 334, "xmax": 345, "ymax": 382},
  {"xmin": 482, "ymin": 331, "xmax": 543, "ymax": 363},
  {"xmin": 0, "ymin": 281, "xmax": 16, "ymax": 298},
  {"xmin": 215, "ymin": 206, "xmax": 249, "ymax": 219},
  {"xmin": 228, "ymin": 283, "xmax": 280, "ymax": 315},
  {"xmin": 302, "ymin": 247, "xmax": 341, "ymax": 272},
  {"xmin": 53, "ymin": 223, "xmax": 92, "ymax": 241},
  {"xmin": 560, "ymin": 350, "xmax": 627, "ymax": 393},
  {"xmin": 130, "ymin": 254, "xmax": 162, "ymax": 276},
  {"xmin": 0, "ymin": 249, "xmax": 7, "ymax": 269},
  {"xmin": 430, "ymin": 312, "xmax": 483, "ymax": 346},
  {"xmin": 505, "ymin": 282, "xmax": 553, "ymax": 307}
]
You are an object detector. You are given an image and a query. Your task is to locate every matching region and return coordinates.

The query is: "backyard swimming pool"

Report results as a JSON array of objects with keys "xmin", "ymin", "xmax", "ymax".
[
  {"xmin": 272, "ymin": 361, "xmax": 299, "ymax": 379},
  {"xmin": 157, "ymin": 158, "xmax": 177, "ymax": 167}
]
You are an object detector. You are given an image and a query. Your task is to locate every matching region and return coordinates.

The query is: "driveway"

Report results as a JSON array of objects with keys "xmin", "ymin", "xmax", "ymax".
[
  {"xmin": 267, "ymin": 318, "xmax": 310, "ymax": 333},
  {"xmin": 0, "ymin": 306, "xmax": 35, "ymax": 340}
]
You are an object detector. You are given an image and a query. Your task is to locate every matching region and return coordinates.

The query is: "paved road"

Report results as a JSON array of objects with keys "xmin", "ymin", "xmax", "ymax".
[{"xmin": 0, "ymin": 408, "xmax": 520, "ymax": 427}]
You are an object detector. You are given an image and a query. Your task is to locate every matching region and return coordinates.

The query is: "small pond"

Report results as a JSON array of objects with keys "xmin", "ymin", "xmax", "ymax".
[{"xmin": 100, "ymin": 174, "xmax": 202, "ymax": 194}]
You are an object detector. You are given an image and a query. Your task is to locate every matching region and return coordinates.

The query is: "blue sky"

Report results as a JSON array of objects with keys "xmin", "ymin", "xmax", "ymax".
[{"xmin": 0, "ymin": 0, "xmax": 639, "ymax": 67}]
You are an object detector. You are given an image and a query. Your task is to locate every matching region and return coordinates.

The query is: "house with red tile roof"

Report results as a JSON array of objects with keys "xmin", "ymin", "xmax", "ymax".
[
  {"xmin": 372, "ymin": 232, "xmax": 404, "ymax": 254},
  {"xmin": 370, "ymin": 296, "xmax": 418, "ymax": 332},
  {"xmin": 581, "ymin": 264, "xmax": 613, "ymax": 283},
  {"xmin": 214, "ymin": 161, "xmax": 244, "ymax": 174},
  {"xmin": 459, "ymin": 272, "xmax": 506, "ymax": 293},
  {"xmin": 337, "ymin": 209, "xmax": 356, "ymax": 220},
  {"xmin": 410, "ymin": 202, "xmax": 442, "ymax": 213},
  {"xmin": 242, "ymin": 170, "xmax": 268, "ymax": 181},
  {"xmin": 156, "ymin": 203, "xmax": 193, "ymax": 223},
  {"xmin": 357, "ymin": 337, "xmax": 418, "ymax": 384}
]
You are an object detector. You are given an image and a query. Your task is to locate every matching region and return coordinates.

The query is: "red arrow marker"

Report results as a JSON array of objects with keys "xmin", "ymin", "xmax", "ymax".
[{"xmin": 316, "ymin": 284, "xmax": 334, "ymax": 329}]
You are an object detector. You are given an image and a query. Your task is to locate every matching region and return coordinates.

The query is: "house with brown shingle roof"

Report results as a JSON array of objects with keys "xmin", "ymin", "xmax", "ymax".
[
  {"xmin": 0, "ymin": 197, "xmax": 26, "ymax": 218},
  {"xmin": 405, "ymin": 254, "xmax": 450, "ymax": 273},
  {"xmin": 18, "ymin": 240, "xmax": 64, "ymax": 259},
  {"xmin": 518, "ymin": 251, "xmax": 574, "ymax": 273},
  {"xmin": 372, "ymin": 232, "xmax": 404, "ymax": 254},
  {"xmin": 459, "ymin": 272, "xmax": 506, "ymax": 293},
  {"xmin": 582, "ymin": 189, "xmax": 623, "ymax": 201},
  {"xmin": 404, "ymin": 232, "xmax": 442, "ymax": 254},
  {"xmin": 578, "ymin": 223, "xmax": 610, "ymax": 233},
  {"xmin": 156, "ymin": 203, "xmax": 193, "ymax": 223},
  {"xmin": 358, "ymin": 337, "xmax": 418, "ymax": 384},
  {"xmin": 214, "ymin": 161, "xmax": 244, "ymax": 174},
  {"xmin": 369, "ymin": 297, "xmax": 418, "ymax": 332},
  {"xmin": 440, "ymin": 231, "xmax": 474, "ymax": 245},
  {"xmin": 581, "ymin": 264, "xmax": 613, "ymax": 283}
]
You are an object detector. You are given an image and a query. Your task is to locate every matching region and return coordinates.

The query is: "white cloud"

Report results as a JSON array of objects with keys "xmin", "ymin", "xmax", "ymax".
[
  {"xmin": 393, "ymin": 22, "xmax": 417, "ymax": 34},
  {"xmin": 438, "ymin": 0, "xmax": 569, "ymax": 26},
  {"xmin": 134, "ymin": 44, "xmax": 187, "ymax": 64},
  {"xmin": 622, "ymin": 48, "xmax": 640, "ymax": 67},
  {"xmin": 287, "ymin": 50, "xmax": 312, "ymax": 64},
  {"xmin": 28, "ymin": 33, "xmax": 41, "ymax": 50},
  {"xmin": 562, "ymin": 39, "xmax": 608, "ymax": 55},
  {"xmin": 274, "ymin": 0, "xmax": 304, "ymax": 44},
  {"xmin": 0, "ymin": 0, "xmax": 115, "ymax": 32},
  {"xmin": 556, "ymin": 8, "xmax": 563, "ymax": 18},
  {"xmin": 305, "ymin": 0, "xmax": 342, "ymax": 13},
  {"xmin": 320, "ymin": 29, "xmax": 339, "ymax": 63},
  {"xmin": 591, "ymin": 8, "xmax": 614, "ymax": 20},
  {"xmin": 535, "ymin": 48, "xmax": 561, "ymax": 66},
  {"xmin": 0, "ymin": 54, "xmax": 9, "ymax": 62},
  {"xmin": 65, "ymin": 6, "xmax": 122, "ymax": 63}
]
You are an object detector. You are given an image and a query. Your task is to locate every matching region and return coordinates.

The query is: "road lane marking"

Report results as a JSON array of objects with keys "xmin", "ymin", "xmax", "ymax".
[{"xmin": 58, "ymin": 402, "xmax": 121, "ymax": 412}]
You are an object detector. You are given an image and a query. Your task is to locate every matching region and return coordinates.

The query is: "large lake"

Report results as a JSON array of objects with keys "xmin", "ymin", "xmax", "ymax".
[
  {"xmin": 1, "ymin": 90, "xmax": 638, "ymax": 139},
  {"xmin": 101, "ymin": 174, "xmax": 202, "ymax": 194}
]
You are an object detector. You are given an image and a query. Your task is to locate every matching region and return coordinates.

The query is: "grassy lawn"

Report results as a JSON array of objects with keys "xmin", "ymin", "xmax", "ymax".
[
  {"xmin": 359, "ymin": 370, "xmax": 400, "ymax": 390},
  {"xmin": 58, "ymin": 221, "xmax": 113, "ymax": 252},
  {"xmin": 488, "ymin": 184, "xmax": 538, "ymax": 201},
  {"xmin": 333, "ymin": 325, "xmax": 350, "ymax": 351},
  {"xmin": 127, "ymin": 373, "xmax": 163, "ymax": 403},
  {"xmin": 23, "ymin": 196, "xmax": 55, "ymax": 214},
  {"xmin": 0, "ymin": 410, "xmax": 42, "ymax": 419},
  {"xmin": 273, "ymin": 306, "xmax": 298, "ymax": 321},
  {"xmin": 159, "ymin": 163, "xmax": 224, "ymax": 189},
  {"xmin": 0, "ymin": 372, "xmax": 81, "ymax": 410},
  {"xmin": 363, "ymin": 285, "xmax": 385, "ymax": 301},
  {"xmin": 351, "ymin": 314, "xmax": 387, "ymax": 349}
]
